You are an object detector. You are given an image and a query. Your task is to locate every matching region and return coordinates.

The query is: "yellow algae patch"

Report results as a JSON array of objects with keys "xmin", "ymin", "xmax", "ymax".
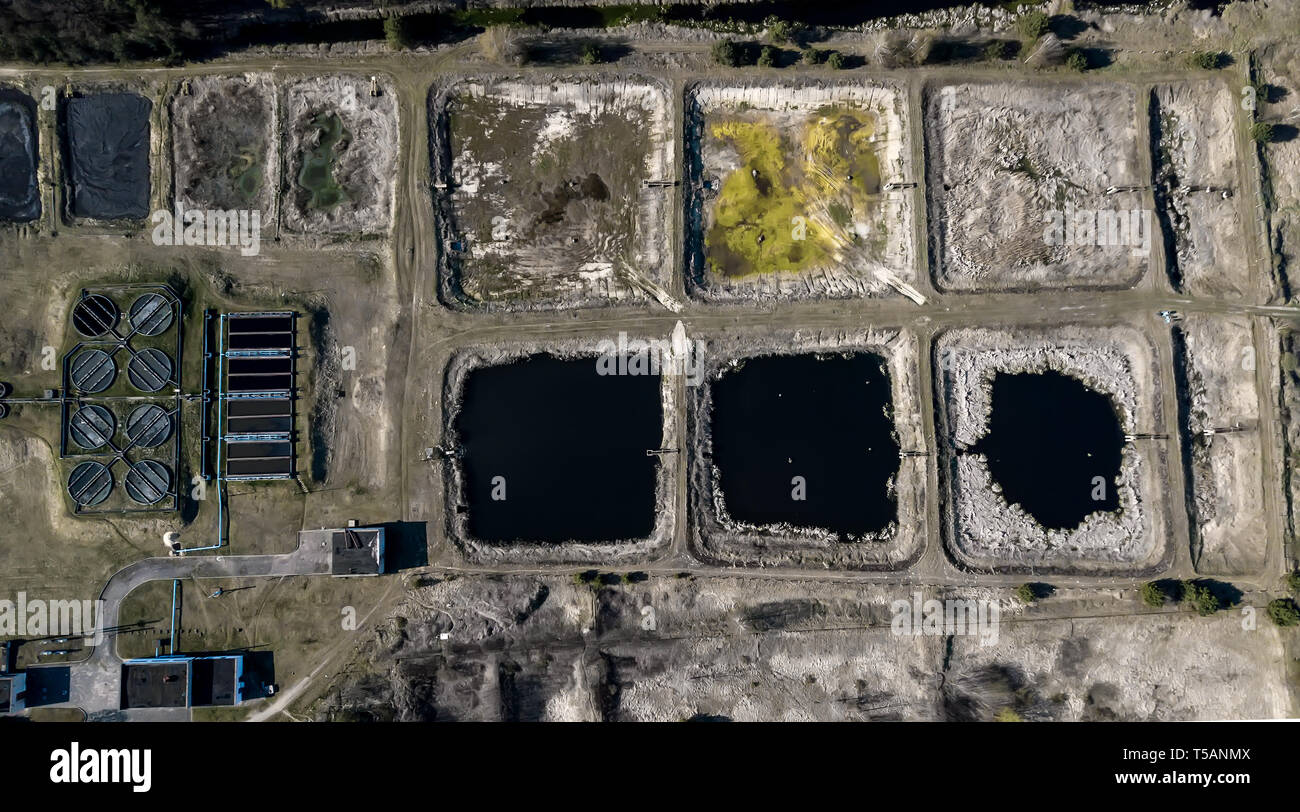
[{"xmin": 705, "ymin": 107, "xmax": 885, "ymax": 279}]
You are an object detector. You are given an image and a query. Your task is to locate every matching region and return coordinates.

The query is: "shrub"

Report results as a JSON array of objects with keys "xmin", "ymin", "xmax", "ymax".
[
  {"xmin": 801, "ymin": 47, "xmax": 827, "ymax": 65},
  {"xmin": 383, "ymin": 16, "xmax": 413, "ymax": 51},
  {"xmin": 1140, "ymin": 581, "xmax": 1167, "ymax": 608},
  {"xmin": 579, "ymin": 40, "xmax": 602, "ymax": 65},
  {"xmin": 1252, "ymin": 121, "xmax": 1276, "ymax": 143},
  {"xmin": 825, "ymin": 50, "xmax": 846, "ymax": 70},
  {"xmin": 1189, "ymin": 50, "xmax": 1224, "ymax": 70},
  {"xmin": 1065, "ymin": 50, "xmax": 1088, "ymax": 72},
  {"xmin": 712, "ymin": 39, "xmax": 745, "ymax": 67},
  {"xmin": 1015, "ymin": 583, "xmax": 1037, "ymax": 603},
  {"xmin": 758, "ymin": 45, "xmax": 778, "ymax": 68},
  {"xmin": 984, "ymin": 40, "xmax": 1009, "ymax": 61},
  {"xmin": 1015, "ymin": 10, "xmax": 1051, "ymax": 40},
  {"xmin": 1267, "ymin": 598, "xmax": 1300, "ymax": 627},
  {"xmin": 1183, "ymin": 581, "xmax": 1221, "ymax": 616}
]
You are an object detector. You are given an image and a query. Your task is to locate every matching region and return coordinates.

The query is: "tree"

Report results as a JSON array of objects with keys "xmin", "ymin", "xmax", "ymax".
[
  {"xmin": 757, "ymin": 45, "xmax": 778, "ymax": 68},
  {"xmin": 1267, "ymin": 598, "xmax": 1300, "ymax": 627},
  {"xmin": 1287, "ymin": 570, "xmax": 1300, "ymax": 595},
  {"xmin": 1183, "ymin": 581, "xmax": 1221, "ymax": 616},
  {"xmin": 383, "ymin": 16, "xmax": 413, "ymax": 51},
  {"xmin": 1140, "ymin": 581, "xmax": 1166, "ymax": 608},
  {"xmin": 983, "ymin": 40, "xmax": 1009, "ymax": 61},
  {"xmin": 712, "ymin": 39, "xmax": 745, "ymax": 67},
  {"xmin": 1016, "ymin": 10, "xmax": 1051, "ymax": 40},
  {"xmin": 1252, "ymin": 122, "xmax": 1276, "ymax": 143},
  {"xmin": 825, "ymin": 50, "xmax": 846, "ymax": 70},
  {"xmin": 763, "ymin": 15, "xmax": 799, "ymax": 45},
  {"xmin": 1015, "ymin": 583, "xmax": 1037, "ymax": 604},
  {"xmin": 579, "ymin": 40, "xmax": 602, "ymax": 65},
  {"xmin": 1065, "ymin": 50, "xmax": 1088, "ymax": 72}
]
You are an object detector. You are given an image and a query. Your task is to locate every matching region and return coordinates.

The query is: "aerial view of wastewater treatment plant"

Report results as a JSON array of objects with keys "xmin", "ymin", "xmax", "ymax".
[{"xmin": 1, "ymin": 2, "xmax": 1300, "ymax": 781}]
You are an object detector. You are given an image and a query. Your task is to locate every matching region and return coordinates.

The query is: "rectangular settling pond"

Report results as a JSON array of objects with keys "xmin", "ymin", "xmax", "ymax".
[
  {"xmin": 64, "ymin": 92, "xmax": 152, "ymax": 220},
  {"xmin": 455, "ymin": 354, "xmax": 661, "ymax": 543},
  {"xmin": 0, "ymin": 88, "xmax": 39, "ymax": 221},
  {"xmin": 710, "ymin": 353, "xmax": 899, "ymax": 538}
]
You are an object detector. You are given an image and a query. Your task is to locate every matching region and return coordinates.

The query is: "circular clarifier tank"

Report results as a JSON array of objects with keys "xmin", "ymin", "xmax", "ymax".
[
  {"xmin": 68, "ymin": 404, "xmax": 116, "ymax": 450},
  {"xmin": 71, "ymin": 294, "xmax": 120, "ymax": 338},
  {"xmin": 125, "ymin": 404, "xmax": 172, "ymax": 448},
  {"xmin": 69, "ymin": 349, "xmax": 117, "ymax": 393},
  {"xmin": 67, "ymin": 461, "xmax": 113, "ymax": 508},
  {"xmin": 128, "ymin": 293, "xmax": 173, "ymax": 336},
  {"xmin": 126, "ymin": 348, "xmax": 173, "ymax": 392},
  {"xmin": 125, "ymin": 460, "xmax": 171, "ymax": 505}
]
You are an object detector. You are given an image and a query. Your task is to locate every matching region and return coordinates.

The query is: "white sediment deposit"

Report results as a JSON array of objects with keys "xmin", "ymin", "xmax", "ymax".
[
  {"xmin": 1176, "ymin": 314, "xmax": 1266, "ymax": 574},
  {"xmin": 1152, "ymin": 81, "xmax": 1249, "ymax": 297},
  {"xmin": 926, "ymin": 81, "xmax": 1148, "ymax": 292}
]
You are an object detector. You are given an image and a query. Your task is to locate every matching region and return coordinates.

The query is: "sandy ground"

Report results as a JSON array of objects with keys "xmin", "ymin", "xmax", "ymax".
[{"xmin": 1151, "ymin": 81, "xmax": 1250, "ymax": 297}]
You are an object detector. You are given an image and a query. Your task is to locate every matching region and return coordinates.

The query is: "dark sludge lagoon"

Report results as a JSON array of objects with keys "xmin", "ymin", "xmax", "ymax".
[
  {"xmin": 710, "ymin": 353, "xmax": 899, "ymax": 539},
  {"xmin": 456, "ymin": 354, "xmax": 661, "ymax": 543},
  {"xmin": 970, "ymin": 370, "xmax": 1124, "ymax": 530}
]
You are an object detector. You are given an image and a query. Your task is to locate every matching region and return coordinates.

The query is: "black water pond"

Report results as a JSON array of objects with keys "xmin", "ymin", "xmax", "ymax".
[
  {"xmin": 457, "ymin": 354, "xmax": 661, "ymax": 543},
  {"xmin": 0, "ymin": 90, "xmax": 39, "ymax": 222},
  {"xmin": 969, "ymin": 370, "xmax": 1124, "ymax": 530},
  {"xmin": 710, "ymin": 353, "xmax": 899, "ymax": 538}
]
